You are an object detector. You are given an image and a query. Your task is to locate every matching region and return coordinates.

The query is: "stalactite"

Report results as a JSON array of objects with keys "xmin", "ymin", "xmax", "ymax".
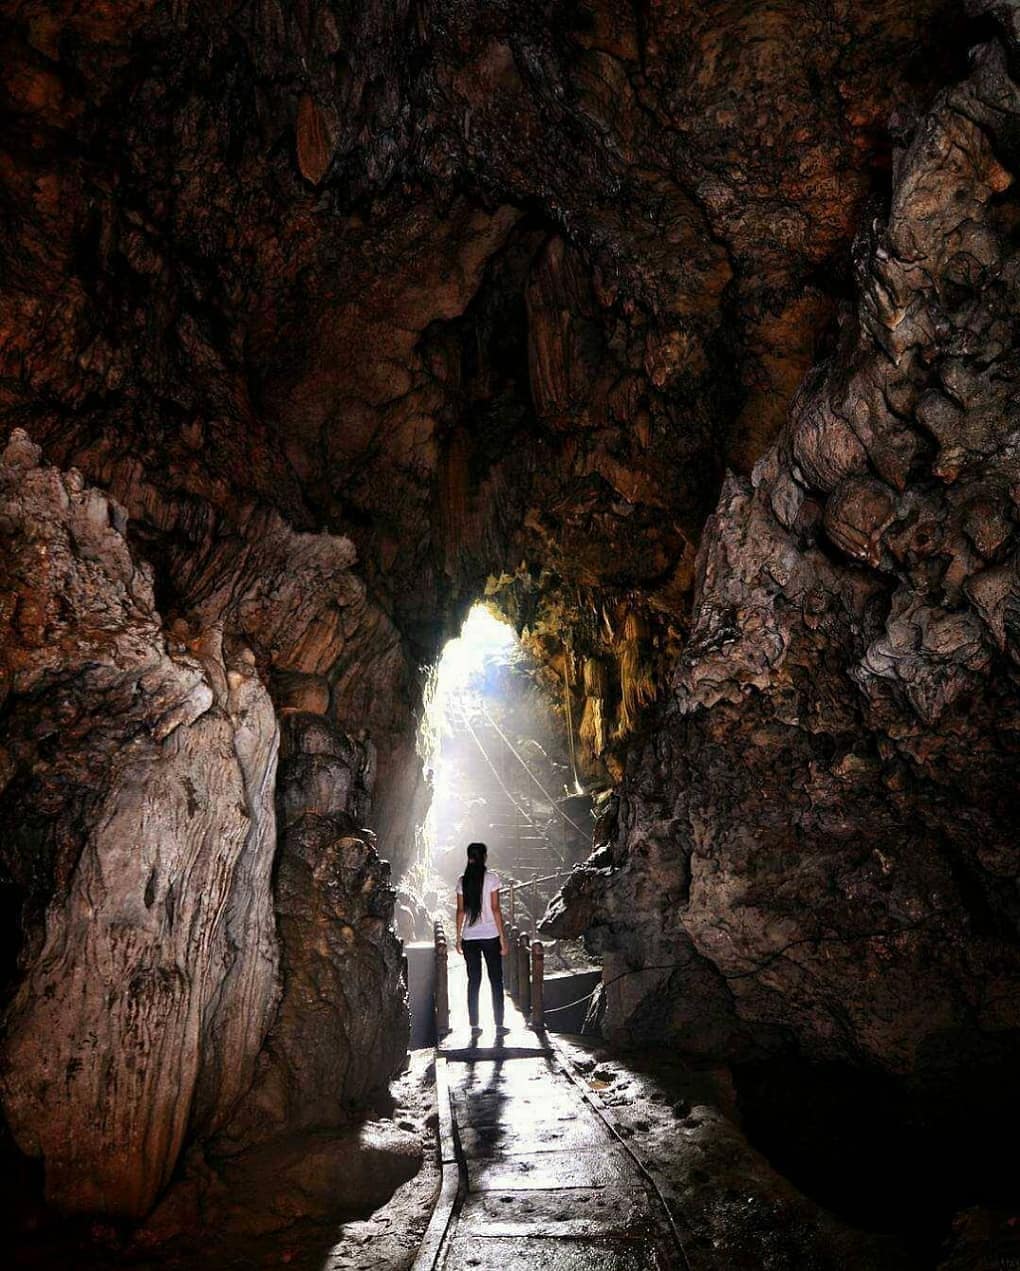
[
  {"xmin": 616, "ymin": 609, "xmax": 658, "ymax": 738},
  {"xmin": 579, "ymin": 656, "xmax": 609, "ymax": 758}
]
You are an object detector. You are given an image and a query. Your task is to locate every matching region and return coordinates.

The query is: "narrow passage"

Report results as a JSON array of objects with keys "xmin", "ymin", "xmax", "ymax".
[{"xmin": 419, "ymin": 961, "xmax": 681, "ymax": 1270}]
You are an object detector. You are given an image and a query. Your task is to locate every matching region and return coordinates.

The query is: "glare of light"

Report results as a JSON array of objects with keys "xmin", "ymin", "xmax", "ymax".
[
  {"xmin": 419, "ymin": 605, "xmax": 517, "ymax": 865},
  {"xmin": 435, "ymin": 604, "xmax": 516, "ymax": 698}
]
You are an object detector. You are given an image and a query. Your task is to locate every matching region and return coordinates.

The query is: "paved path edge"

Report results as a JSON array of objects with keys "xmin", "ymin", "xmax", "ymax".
[
  {"xmin": 541, "ymin": 1028, "xmax": 696, "ymax": 1270},
  {"xmin": 409, "ymin": 1023, "xmax": 695, "ymax": 1271},
  {"xmin": 410, "ymin": 1055, "xmax": 462, "ymax": 1271}
]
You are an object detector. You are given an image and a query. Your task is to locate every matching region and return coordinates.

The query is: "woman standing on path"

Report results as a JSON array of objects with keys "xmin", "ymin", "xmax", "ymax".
[{"xmin": 455, "ymin": 842, "xmax": 509, "ymax": 1036}]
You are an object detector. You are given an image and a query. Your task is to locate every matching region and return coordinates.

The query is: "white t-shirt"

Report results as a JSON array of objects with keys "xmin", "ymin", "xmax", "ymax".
[{"xmin": 457, "ymin": 870, "xmax": 502, "ymax": 940}]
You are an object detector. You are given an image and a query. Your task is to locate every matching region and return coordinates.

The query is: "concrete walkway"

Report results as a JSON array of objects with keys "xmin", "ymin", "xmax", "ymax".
[{"xmin": 413, "ymin": 959, "xmax": 683, "ymax": 1270}]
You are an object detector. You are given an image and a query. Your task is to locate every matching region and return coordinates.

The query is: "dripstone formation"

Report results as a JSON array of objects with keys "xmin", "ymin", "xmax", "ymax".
[
  {"xmin": 547, "ymin": 30, "xmax": 1020, "ymax": 1079},
  {"xmin": 1, "ymin": 0, "xmax": 1018, "ymax": 1246}
]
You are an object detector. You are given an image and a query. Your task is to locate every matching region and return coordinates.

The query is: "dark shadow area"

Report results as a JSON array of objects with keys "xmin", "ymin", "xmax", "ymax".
[
  {"xmin": 7, "ymin": 1057, "xmax": 439, "ymax": 1271},
  {"xmin": 450, "ymin": 1058, "xmax": 510, "ymax": 1163},
  {"xmin": 733, "ymin": 1038, "xmax": 1020, "ymax": 1265}
]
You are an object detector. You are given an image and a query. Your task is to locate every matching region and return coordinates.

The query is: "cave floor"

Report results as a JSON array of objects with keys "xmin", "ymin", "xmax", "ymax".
[
  {"xmin": 439, "ymin": 1056, "xmax": 678, "ymax": 1269},
  {"xmin": 427, "ymin": 960, "xmax": 679, "ymax": 1268},
  {"xmin": 427, "ymin": 959, "xmax": 926, "ymax": 1269},
  {"xmin": 548, "ymin": 1036, "xmax": 924, "ymax": 1271}
]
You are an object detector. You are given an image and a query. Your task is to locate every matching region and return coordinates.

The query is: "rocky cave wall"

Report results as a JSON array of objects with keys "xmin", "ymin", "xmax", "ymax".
[
  {"xmin": 548, "ymin": 18, "xmax": 1020, "ymax": 1096},
  {"xmin": 1, "ymin": 0, "xmax": 1017, "ymax": 1223},
  {"xmin": 0, "ymin": 430, "xmax": 281, "ymax": 1216}
]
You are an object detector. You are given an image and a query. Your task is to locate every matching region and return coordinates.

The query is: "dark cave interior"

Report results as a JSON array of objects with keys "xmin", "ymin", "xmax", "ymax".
[{"xmin": 2, "ymin": 1, "xmax": 1020, "ymax": 1267}]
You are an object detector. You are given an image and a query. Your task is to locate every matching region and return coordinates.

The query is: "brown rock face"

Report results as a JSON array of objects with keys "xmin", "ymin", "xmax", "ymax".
[
  {"xmin": 0, "ymin": 429, "xmax": 412, "ymax": 1218},
  {"xmin": 548, "ymin": 34, "xmax": 1020, "ymax": 1088},
  {"xmin": 0, "ymin": 434, "xmax": 280, "ymax": 1216},
  {"xmin": 220, "ymin": 712, "xmax": 408, "ymax": 1149}
]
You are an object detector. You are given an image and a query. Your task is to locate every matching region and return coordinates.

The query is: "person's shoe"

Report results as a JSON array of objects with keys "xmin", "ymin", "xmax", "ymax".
[{"xmin": 495, "ymin": 1025, "xmax": 510, "ymax": 1036}]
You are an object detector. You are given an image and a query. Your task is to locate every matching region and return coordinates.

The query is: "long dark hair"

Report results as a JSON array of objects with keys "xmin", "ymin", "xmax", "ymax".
[{"xmin": 462, "ymin": 842, "xmax": 488, "ymax": 924}]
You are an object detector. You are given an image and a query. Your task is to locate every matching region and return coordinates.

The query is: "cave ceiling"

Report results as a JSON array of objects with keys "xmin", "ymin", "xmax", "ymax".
[{"xmin": 0, "ymin": 0, "xmax": 967, "ymax": 679}]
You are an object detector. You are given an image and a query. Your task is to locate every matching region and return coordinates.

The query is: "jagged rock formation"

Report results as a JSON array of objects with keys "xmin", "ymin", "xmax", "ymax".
[
  {"xmin": 0, "ymin": 431, "xmax": 411, "ymax": 1220},
  {"xmin": 220, "ymin": 712, "xmax": 408, "ymax": 1149},
  {"xmin": 0, "ymin": 0, "xmax": 1018, "ymax": 1247},
  {"xmin": 547, "ymin": 32, "xmax": 1020, "ymax": 1089},
  {"xmin": 0, "ymin": 0, "xmax": 962, "ymax": 770},
  {"xmin": 0, "ymin": 432, "xmax": 280, "ymax": 1216}
]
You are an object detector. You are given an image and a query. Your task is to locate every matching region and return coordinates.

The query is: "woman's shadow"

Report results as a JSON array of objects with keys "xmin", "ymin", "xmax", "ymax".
[{"xmin": 451, "ymin": 1056, "xmax": 511, "ymax": 1165}]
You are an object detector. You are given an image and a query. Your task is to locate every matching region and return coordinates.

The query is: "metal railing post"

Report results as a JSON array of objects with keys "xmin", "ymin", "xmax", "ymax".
[
  {"xmin": 507, "ymin": 923, "xmax": 520, "ymax": 999},
  {"xmin": 434, "ymin": 920, "xmax": 449, "ymax": 1037},
  {"xmin": 517, "ymin": 930, "xmax": 531, "ymax": 1018},
  {"xmin": 509, "ymin": 882, "xmax": 516, "ymax": 926},
  {"xmin": 531, "ymin": 940, "xmax": 544, "ymax": 1030}
]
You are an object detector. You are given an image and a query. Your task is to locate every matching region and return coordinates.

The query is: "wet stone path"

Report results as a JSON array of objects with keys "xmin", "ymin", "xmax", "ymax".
[{"xmin": 419, "ymin": 960, "xmax": 681, "ymax": 1270}]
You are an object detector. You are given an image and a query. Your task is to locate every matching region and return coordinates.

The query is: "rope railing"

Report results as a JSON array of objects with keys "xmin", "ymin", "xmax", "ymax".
[
  {"xmin": 502, "ymin": 869, "xmax": 573, "ymax": 892},
  {"xmin": 499, "ymin": 869, "xmax": 573, "ymax": 927},
  {"xmin": 540, "ymin": 982, "xmax": 601, "ymax": 1017}
]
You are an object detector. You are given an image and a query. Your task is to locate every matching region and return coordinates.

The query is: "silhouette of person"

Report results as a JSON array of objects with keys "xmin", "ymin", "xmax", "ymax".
[{"xmin": 455, "ymin": 842, "xmax": 509, "ymax": 1036}]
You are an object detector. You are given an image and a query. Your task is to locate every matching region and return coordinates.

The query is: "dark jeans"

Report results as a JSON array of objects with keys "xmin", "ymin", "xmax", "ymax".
[{"xmin": 463, "ymin": 936, "xmax": 505, "ymax": 1028}]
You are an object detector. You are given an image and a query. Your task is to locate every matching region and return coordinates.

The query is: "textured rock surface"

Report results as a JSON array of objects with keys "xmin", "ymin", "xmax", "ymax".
[
  {"xmin": 220, "ymin": 712, "xmax": 408, "ymax": 1148},
  {"xmin": 0, "ymin": 430, "xmax": 411, "ymax": 1222},
  {"xmin": 547, "ymin": 34, "xmax": 1020, "ymax": 1087},
  {"xmin": 17, "ymin": 1052, "xmax": 441, "ymax": 1270},
  {"xmin": 0, "ymin": 434, "xmax": 280, "ymax": 1216},
  {"xmin": 0, "ymin": 0, "xmax": 961, "ymax": 783}
]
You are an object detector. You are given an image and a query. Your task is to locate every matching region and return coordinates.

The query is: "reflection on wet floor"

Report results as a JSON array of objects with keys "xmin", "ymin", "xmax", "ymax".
[
  {"xmin": 433, "ymin": 963, "xmax": 679, "ymax": 1270},
  {"xmin": 448, "ymin": 1058, "xmax": 636, "ymax": 1193}
]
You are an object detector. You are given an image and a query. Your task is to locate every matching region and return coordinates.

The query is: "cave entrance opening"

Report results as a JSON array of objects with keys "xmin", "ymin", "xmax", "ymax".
[{"xmin": 405, "ymin": 603, "xmax": 594, "ymax": 960}]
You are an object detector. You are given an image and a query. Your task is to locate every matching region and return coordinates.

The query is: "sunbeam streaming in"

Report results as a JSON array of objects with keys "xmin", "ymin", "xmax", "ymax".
[{"xmin": 411, "ymin": 603, "xmax": 594, "ymax": 940}]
